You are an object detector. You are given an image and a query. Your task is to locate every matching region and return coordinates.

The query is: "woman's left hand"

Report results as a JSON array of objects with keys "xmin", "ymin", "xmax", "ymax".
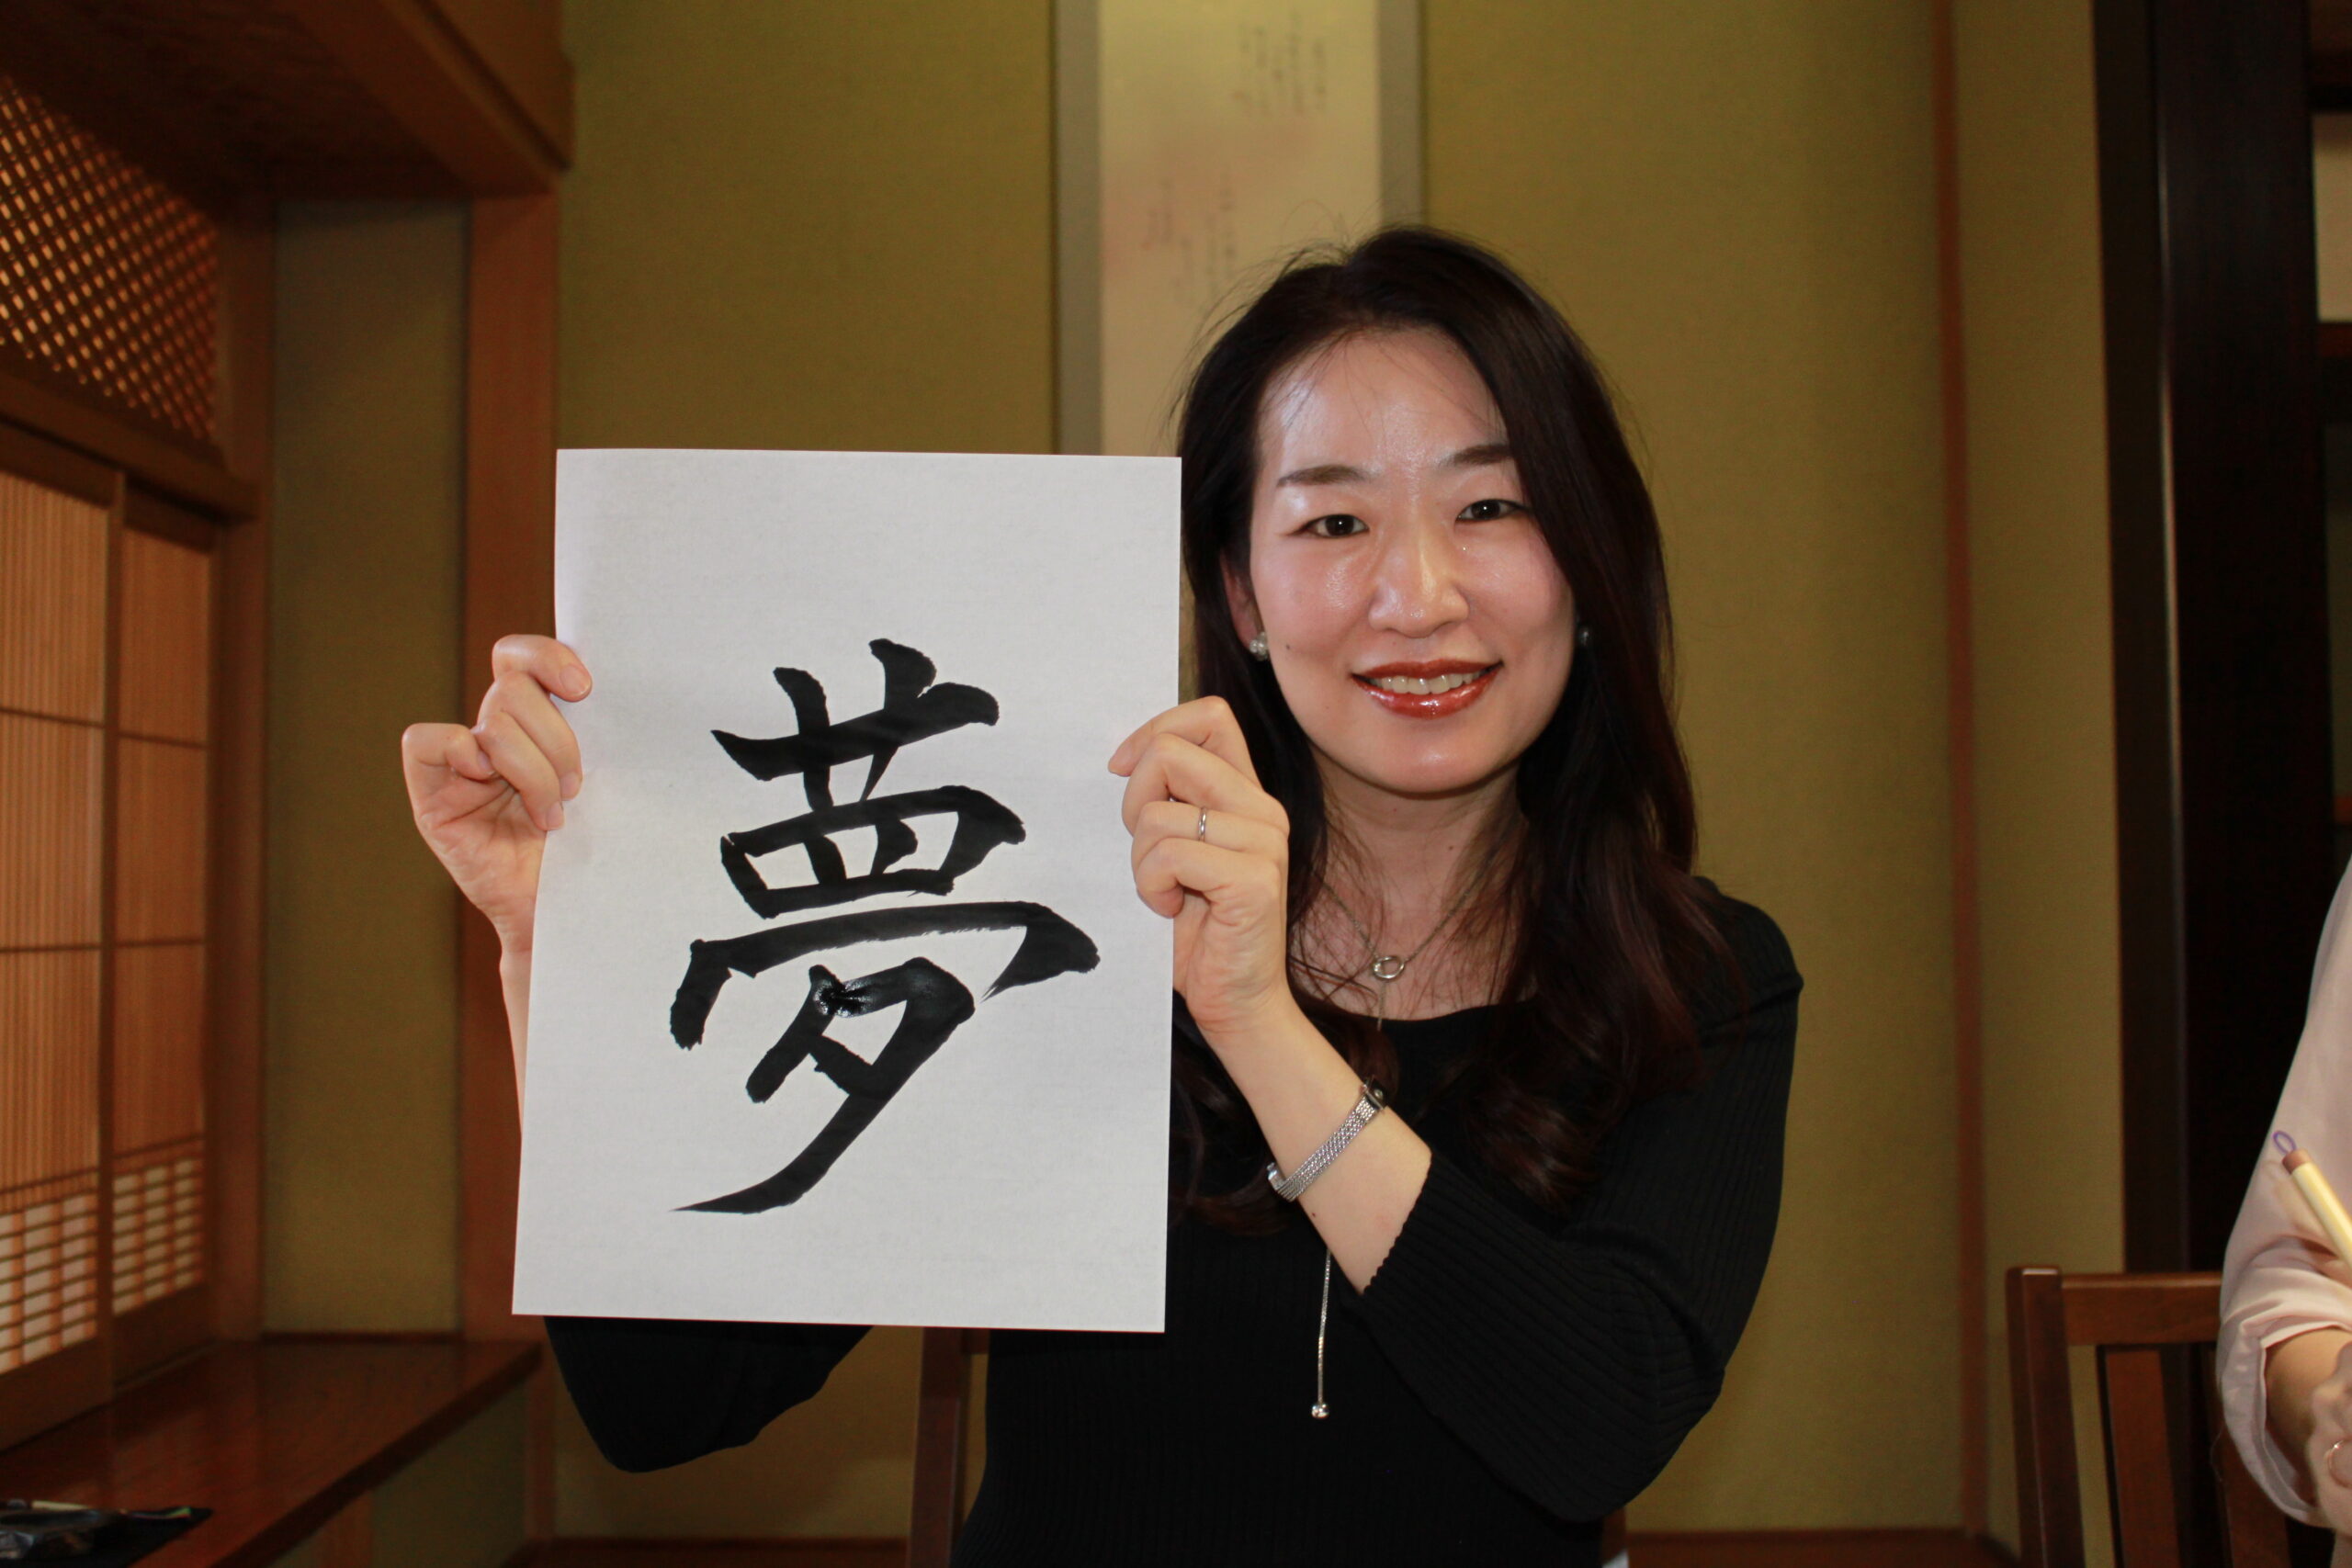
[{"xmin": 1110, "ymin": 696, "xmax": 1295, "ymax": 1046}]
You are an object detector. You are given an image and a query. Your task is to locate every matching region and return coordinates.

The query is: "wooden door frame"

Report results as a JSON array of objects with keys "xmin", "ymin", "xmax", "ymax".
[{"xmin": 2093, "ymin": 0, "xmax": 2335, "ymax": 1277}]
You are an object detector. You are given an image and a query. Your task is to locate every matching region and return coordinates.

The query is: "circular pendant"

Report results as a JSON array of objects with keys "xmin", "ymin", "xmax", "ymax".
[{"xmin": 1369, "ymin": 954, "xmax": 1407, "ymax": 982}]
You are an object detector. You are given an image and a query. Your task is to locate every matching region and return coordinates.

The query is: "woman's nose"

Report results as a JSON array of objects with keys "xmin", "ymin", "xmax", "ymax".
[{"xmin": 1366, "ymin": 521, "xmax": 1470, "ymax": 637}]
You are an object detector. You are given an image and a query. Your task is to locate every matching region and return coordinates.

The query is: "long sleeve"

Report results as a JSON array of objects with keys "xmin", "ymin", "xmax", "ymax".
[
  {"xmin": 544, "ymin": 1314, "xmax": 868, "ymax": 1472},
  {"xmin": 2221, "ymin": 861, "xmax": 2352, "ymax": 1527},
  {"xmin": 1352, "ymin": 898, "xmax": 1799, "ymax": 1520}
]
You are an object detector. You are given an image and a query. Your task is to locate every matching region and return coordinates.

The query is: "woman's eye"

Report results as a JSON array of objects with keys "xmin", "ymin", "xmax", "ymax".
[
  {"xmin": 1458, "ymin": 498, "xmax": 1525, "ymax": 523},
  {"xmin": 1304, "ymin": 514, "xmax": 1367, "ymax": 538}
]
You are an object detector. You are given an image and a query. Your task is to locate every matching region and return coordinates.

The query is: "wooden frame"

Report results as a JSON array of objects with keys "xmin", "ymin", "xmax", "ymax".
[
  {"xmin": 275, "ymin": 0, "xmax": 571, "ymax": 194},
  {"xmin": 208, "ymin": 203, "xmax": 272, "ymax": 1345},
  {"xmin": 0, "ymin": 121, "xmax": 270, "ymax": 1465},
  {"xmin": 0, "ymin": 421, "xmax": 120, "ymax": 1450},
  {"xmin": 111, "ymin": 484, "xmax": 225, "ymax": 1384},
  {"xmin": 458, "ymin": 192, "xmax": 559, "ymax": 1348},
  {"xmin": 0, "ymin": 407, "xmax": 260, "ymax": 1450},
  {"xmin": 458, "ymin": 190, "xmax": 561, "ymax": 1550},
  {"xmin": 1928, "ymin": 0, "xmax": 1990, "ymax": 1530},
  {"xmin": 0, "ymin": 417, "xmax": 258, "ymax": 1424}
]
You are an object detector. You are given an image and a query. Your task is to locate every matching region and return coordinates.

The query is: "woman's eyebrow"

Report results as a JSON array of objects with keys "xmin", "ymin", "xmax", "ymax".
[
  {"xmin": 1273, "ymin": 445, "xmax": 1511, "ymax": 488},
  {"xmin": 1442, "ymin": 442, "xmax": 1513, "ymax": 470},
  {"xmin": 1273, "ymin": 461, "xmax": 1368, "ymax": 488}
]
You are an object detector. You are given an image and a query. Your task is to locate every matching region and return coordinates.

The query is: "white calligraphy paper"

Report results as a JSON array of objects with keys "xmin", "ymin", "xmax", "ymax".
[{"xmin": 513, "ymin": 450, "xmax": 1178, "ymax": 1332}]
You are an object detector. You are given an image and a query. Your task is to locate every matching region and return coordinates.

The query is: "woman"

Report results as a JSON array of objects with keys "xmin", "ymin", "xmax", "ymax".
[
  {"xmin": 2222, "ymin": 862, "xmax": 2352, "ymax": 1561},
  {"xmin": 402, "ymin": 228, "xmax": 1800, "ymax": 1566}
]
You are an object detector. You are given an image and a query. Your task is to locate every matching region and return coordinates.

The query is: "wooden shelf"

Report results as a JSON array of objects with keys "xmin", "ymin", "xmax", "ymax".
[{"xmin": 0, "ymin": 1337, "xmax": 538, "ymax": 1568}]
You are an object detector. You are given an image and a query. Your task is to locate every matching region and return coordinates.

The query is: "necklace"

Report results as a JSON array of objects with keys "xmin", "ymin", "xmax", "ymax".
[
  {"xmin": 1300, "ymin": 864, "xmax": 1486, "ymax": 1418},
  {"xmin": 1321, "ymin": 867, "xmax": 1486, "ymax": 1023}
]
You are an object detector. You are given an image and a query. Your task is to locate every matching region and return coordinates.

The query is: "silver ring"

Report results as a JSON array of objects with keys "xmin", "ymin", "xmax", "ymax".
[{"xmin": 1195, "ymin": 807, "xmax": 1211, "ymax": 841}]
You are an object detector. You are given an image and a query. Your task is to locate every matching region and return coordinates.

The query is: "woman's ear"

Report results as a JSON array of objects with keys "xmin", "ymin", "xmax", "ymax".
[{"xmin": 1222, "ymin": 561, "xmax": 1261, "ymax": 646}]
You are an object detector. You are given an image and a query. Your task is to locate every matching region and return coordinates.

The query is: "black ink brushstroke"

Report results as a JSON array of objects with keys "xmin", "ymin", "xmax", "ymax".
[
  {"xmin": 717, "ymin": 785, "xmax": 1027, "ymax": 918},
  {"xmin": 669, "ymin": 900, "xmax": 1099, "ymax": 1048},
  {"xmin": 682, "ymin": 957, "xmax": 977, "ymax": 1213},
  {"xmin": 659, "ymin": 640, "xmax": 1096, "ymax": 1218},
  {"xmin": 767, "ymin": 665, "xmax": 836, "ymax": 807},
  {"xmin": 711, "ymin": 639, "xmax": 999, "ymax": 802}
]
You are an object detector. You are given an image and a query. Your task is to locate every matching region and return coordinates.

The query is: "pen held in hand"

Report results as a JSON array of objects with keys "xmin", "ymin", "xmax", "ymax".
[{"xmin": 2278, "ymin": 1131, "xmax": 2352, "ymax": 1265}]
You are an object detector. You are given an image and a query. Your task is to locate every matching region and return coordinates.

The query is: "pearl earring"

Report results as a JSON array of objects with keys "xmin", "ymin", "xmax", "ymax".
[
  {"xmin": 1577, "ymin": 624, "xmax": 1592, "ymax": 648},
  {"xmin": 1248, "ymin": 632, "xmax": 1271, "ymax": 660}
]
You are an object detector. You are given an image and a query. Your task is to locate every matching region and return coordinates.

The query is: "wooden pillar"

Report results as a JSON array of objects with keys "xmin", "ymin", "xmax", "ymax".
[
  {"xmin": 2095, "ymin": 0, "xmax": 2333, "ymax": 1276},
  {"xmin": 458, "ymin": 191, "xmax": 559, "ymax": 1342},
  {"xmin": 458, "ymin": 190, "xmax": 560, "ymax": 1544},
  {"xmin": 209, "ymin": 197, "xmax": 274, "ymax": 1344}
]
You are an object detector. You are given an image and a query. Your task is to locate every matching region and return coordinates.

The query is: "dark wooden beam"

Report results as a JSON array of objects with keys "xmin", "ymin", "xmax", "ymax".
[
  {"xmin": 0, "ymin": 370, "xmax": 257, "ymax": 520},
  {"xmin": 277, "ymin": 0, "xmax": 567, "ymax": 195},
  {"xmin": 0, "ymin": 0, "xmax": 259, "ymax": 217},
  {"xmin": 2094, "ymin": 0, "xmax": 2335, "ymax": 1275}
]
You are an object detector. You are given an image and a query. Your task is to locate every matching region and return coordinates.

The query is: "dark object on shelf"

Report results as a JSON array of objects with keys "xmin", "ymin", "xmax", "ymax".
[{"xmin": 0, "ymin": 1501, "xmax": 209, "ymax": 1564}]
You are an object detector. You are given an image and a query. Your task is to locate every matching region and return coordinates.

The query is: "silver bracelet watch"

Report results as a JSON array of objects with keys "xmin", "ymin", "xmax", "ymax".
[{"xmin": 1267, "ymin": 1082, "xmax": 1387, "ymax": 1202}]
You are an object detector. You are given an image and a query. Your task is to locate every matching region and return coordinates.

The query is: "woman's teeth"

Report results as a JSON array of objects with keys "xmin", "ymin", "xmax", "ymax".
[{"xmin": 1367, "ymin": 668, "xmax": 1487, "ymax": 695}]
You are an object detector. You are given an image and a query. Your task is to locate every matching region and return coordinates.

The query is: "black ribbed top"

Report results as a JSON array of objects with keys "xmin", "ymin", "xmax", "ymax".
[{"xmin": 546, "ymin": 894, "xmax": 1799, "ymax": 1566}]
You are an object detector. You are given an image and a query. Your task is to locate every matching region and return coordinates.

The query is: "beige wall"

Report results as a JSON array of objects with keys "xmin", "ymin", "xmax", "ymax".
[
  {"xmin": 551, "ymin": 0, "xmax": 1055, "ymax": 1536},
  {"xmin": 1426, "ymin": 2, "xmax": 1963, "ymax": 1529},
  {"xmin": 1952, "ymin": 1, "xmax": 2123, "ymax": 1553},
  {"xmin": 268, "ymin": 201, "xmax": 529, "ymax": 1564},
  {"xmin": 559, "ymin": 3, "xmax": 1053, "ymax": 456},
  {"xmin": 268, "ymin": 202, "xmax": 469, "ymax": 1334}
]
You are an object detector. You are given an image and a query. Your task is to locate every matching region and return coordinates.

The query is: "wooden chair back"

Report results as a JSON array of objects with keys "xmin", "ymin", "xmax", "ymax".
[
  {"xmin": 906, "ymin": 1325, "xmax": 1631, "ymax": 1568},
  {"xmin": 910, "ymin": 1326, "xmax": 988, "ymax": 1568},
  {"xmin": 2006, "ymin": 1267, "xmax": 2290, "ymax": 1568}
]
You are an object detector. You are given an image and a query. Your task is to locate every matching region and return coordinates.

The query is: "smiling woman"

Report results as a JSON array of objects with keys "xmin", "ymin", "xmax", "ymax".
[
  {"xmin": 1238, "ymin": 331, "xmax": 1574, "ymax": 801},
  {"xmin": 416, "ymin": 227, "xmax": 1800, "ymax": 1568}
]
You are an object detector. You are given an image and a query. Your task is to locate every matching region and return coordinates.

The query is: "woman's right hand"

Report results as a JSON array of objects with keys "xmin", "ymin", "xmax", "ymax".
[
  {"xmin": 2303, "ymin": 1333, "xmax": 2352, "ymax": 1533},
  {"xmin": 401, "ymin": 635, "xmax": 590, "ymax": 954}
]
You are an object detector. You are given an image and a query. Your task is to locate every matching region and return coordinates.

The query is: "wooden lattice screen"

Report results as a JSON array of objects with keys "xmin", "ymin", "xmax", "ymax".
[
  {"xmin": 0, "ymin": 71, "xmax": 219, "ymax": 444},
  {"xmin": 110, "ymin": 527, "xmax": 211, "ymax": 1324},
  {"xmin": 0, "ymin": 455, "xmax": 217, "ymax": 1413},
  {"xmin": 0, "ymin": 472, "xmax": 110, "ymax": 1379},
  {"xmin": 0, "ymin": 36, "xmax": 239, "ymax": 1455}
]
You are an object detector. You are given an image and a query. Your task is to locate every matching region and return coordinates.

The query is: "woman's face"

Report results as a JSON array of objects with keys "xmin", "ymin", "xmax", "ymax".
[{"xmin": 1231, "ymin": 328, "xmax": 1577, "ymax": 805}]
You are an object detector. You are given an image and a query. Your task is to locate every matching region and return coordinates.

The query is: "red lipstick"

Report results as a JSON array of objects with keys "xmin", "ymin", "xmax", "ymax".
[{"xmin": 1351, "ymin": 660, "xmax": 1499, "ymax": 719}]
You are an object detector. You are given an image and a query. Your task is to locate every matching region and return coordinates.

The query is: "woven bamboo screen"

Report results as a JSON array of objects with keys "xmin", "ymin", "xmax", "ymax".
[
  {"xmin": 110, "ymin": 527, "xmax": 210, "ymax": 1316},
  {"xmin": 0, "ymin": 480, "xmax": 216, "ymax": 1377},
  {"xmin": 0, "ymin": 472, "xmax": 108, "ymax": 1376},
  {"xmin": 0, "ymin": 72, "xmax": 218, "ymax": 444}
]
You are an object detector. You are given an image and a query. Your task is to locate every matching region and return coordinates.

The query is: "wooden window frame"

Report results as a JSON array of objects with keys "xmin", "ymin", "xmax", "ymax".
[{"xmin": 0, "ymin": 204, "xmax": 267, "ymax": 1450}]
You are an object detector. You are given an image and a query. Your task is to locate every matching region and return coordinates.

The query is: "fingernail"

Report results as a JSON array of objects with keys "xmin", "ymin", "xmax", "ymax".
[
  {"xmin": 563, "ymin": 666, "xmax": 589, "ymax": 699},
  {"xmin": 561, "ymin": 771, "xmax": 582, "ymax": 800},
  {"xmin": 545, "ymin": 801, "xmax": 565, "ymax": 830}
]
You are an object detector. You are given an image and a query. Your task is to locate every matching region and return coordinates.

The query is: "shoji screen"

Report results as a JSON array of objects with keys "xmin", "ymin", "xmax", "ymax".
[
  {"xmin": 110, "ymin": 507, "xmax": 213, "ymax": 1375},
  {"xmin": 0, "ymin": 461, "xmax": 108, "ymax": 1406},
  {"xmin": 0, "ymin": 438, "xmax": 217, "ymax": 1441}
]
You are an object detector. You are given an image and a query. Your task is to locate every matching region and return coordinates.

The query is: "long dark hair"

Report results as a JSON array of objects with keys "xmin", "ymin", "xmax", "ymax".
[{"xmin": 1172, "ymin": 227, "xmax": 1726, "ymax": 1231}]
